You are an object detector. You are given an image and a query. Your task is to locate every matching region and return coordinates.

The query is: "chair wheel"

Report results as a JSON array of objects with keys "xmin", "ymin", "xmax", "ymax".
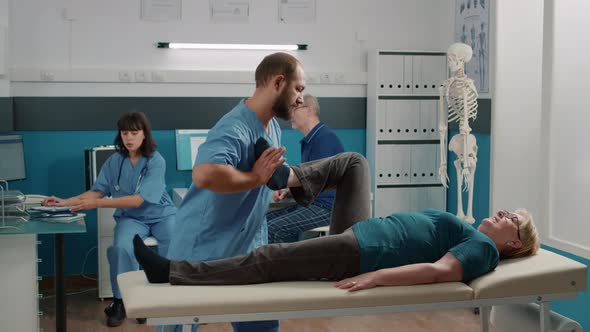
[{"xmin": 136, "ymin": 318, "xmax": 147, "ymax": 324}]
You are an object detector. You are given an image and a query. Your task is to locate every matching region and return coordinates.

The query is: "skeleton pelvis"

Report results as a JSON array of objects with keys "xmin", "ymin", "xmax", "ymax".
[{"xmin": 449, "ymin": 133, "xmax": 477, "ymax": 157}]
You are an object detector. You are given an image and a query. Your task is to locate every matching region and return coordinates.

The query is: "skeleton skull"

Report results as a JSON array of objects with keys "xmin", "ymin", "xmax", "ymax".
[{"xmin": 447, "ymin": 43, "xmax": 473, "ymax": 72}]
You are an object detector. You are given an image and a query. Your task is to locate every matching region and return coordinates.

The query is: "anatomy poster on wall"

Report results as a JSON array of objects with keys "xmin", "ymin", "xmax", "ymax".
[{"xmin": 455, "ymin": 0, "xmax": 489, "ymax": 93}]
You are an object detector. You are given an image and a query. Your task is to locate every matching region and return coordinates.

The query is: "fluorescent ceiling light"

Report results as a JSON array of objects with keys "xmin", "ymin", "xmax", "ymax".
[{"xmin": 157, "ymin": 42, "xmax": 307, "ymax": 51}]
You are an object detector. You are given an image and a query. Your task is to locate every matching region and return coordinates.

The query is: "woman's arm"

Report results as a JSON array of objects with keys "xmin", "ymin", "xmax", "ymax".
[
  {"xmin": 43, "ymin": 190, "xmax": 104, "ymax": 207},
  {"xmin": 335, "ymin": 252, "xmax": 464, "ymax": 292},
  {"xmin": 69, "ymin": 194, "xmax": 144, "ymax": 212}
]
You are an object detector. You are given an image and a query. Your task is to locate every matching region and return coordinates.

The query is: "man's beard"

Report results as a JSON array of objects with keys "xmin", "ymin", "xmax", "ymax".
[{"xmin": 273, "ymin": 89, "xmax": 292, "ymax": 121}]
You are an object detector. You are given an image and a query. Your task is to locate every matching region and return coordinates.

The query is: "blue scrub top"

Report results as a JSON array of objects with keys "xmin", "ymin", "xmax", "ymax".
[
  {"xmin": 91, "ymin": 151, "xmax": 177, "ymax": 223},
  {"xmin": 167, "ymin": 99, "xmax": 281, "ymax": 261}
]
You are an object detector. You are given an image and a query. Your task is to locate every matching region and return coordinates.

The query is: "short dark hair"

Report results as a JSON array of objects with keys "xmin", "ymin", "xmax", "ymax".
[
  {"xmin": 114, "ymin": 112, "xmax": 156, "ymax": 157},
  {"xmin": 255, "ymin": 52, "xmax": 300, "ymax": 88}
]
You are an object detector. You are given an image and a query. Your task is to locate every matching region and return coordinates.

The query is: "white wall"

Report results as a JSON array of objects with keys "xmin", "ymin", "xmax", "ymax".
[
  {"xmin": 543, "ymin": 0, "xmax": 590, "ymax": 258},
  {"xmin": 368, "ymin": 0, "xmax": 454, "ymax": 52},
  {"xmin": 0, "ymin": 0, "xmax": 8, "ymax": 95},
  {"xmin": 492, "ymin": 0, "xmax": 590, "ymax": 259},
  {"xmin": 8, "ymin": 0, "xmax": 454, "ymax": 97},
  {"xmin": 491, "ymin": 1, "xmax": 547, "ymax": 234}
]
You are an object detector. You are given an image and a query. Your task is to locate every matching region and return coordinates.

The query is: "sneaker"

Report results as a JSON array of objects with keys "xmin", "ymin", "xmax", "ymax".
[
  {"xmin": 106, "ymin": 298, "xmax": 126, "ymax": 327},
  {"xmin": 103, "ymin": 300, "xmax": 115, "ymax": 317}
]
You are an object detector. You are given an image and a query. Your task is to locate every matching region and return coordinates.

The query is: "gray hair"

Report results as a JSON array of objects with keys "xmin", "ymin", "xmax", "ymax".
[
  {"xmin": 304, "ymin": 94, "xmax": 320, "ymax": 117},
  {"xmin": 502, "ymin": 208, "xmax": 540, "ymax": 259}
]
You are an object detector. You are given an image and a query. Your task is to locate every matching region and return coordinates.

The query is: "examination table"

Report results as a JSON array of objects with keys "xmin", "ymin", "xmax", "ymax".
[{"xmin": 119, "ymin": 249, "xmax": 587, "ymax": 332}]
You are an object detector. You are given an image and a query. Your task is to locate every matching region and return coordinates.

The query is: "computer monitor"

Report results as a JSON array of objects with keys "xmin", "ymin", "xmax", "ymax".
[
  {"xmin": 84, "ymin": 145, "xmax": 118, "ymax": 190},
  {"xmin": 0, "ymin": 135, "xmax": 26, "ymax": 181},
  {"xmin": 175, "ymin": 129, "xmax": 209, "ymax": 171}
]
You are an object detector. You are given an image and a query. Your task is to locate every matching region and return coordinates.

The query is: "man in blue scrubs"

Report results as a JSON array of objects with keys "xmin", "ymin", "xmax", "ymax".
[
  {"xmin": 266, "ymin": 94, "xmax": 344, "ymax": 243},
  {"xmin": 166, "ymin": 52, "xmax": 306, "ymax": 332}
]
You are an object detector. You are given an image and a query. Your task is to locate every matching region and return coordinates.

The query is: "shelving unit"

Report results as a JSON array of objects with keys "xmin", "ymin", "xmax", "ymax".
[
  {"xmin": 367, "ymin": 51, "xmax": 448, "ymax": 217},
  {"xmin": 0, "ymin": 179, "xmax": 40, "ymax": 332}
]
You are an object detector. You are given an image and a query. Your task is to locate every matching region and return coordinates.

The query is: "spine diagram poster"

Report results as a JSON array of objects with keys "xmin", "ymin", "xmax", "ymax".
[{"xmin": 455, "ymin": 0, "xmax": 490, "ymax": 93}]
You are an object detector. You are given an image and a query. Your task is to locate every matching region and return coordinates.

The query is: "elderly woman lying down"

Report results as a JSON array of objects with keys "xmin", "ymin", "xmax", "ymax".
[{"xmin": 133, "ymin": 152, "xmax": 540, "ymax": 291}]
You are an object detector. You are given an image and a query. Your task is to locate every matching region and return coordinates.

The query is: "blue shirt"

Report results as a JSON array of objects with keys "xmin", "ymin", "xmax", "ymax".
[
  {"xmin": 301, "ymin": 122, "xmax": 344, "ymax": 209},
  {"xmin": 167, "ymin": 99, "xmax": 281, "ymax": 261},
  {"xmin": 352, "ymin": 208, "xmax": 499, "ymax": 282},
  {"xmin": 91, "ymin": 151, "xmax": 176, "ymax": 223}
]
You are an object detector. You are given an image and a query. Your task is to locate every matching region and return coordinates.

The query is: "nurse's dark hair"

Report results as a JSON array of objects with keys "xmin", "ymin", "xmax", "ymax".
[
  {"xmin": 255, "ymin": 52, "xmax": 301, "ymax": 88},
  {"xmin": 114, "ymin": 111, "xmax": 156, "ymax": 157}
]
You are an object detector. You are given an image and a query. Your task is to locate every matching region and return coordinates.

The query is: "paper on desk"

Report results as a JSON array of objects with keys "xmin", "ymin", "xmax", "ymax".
[
  {"xmin": 29, "ymin": 206, "xmax": 72, "ymax": 213},
  {"xmin": 35, "ymin": 213, "xmax": 86, "ymax": 223}
]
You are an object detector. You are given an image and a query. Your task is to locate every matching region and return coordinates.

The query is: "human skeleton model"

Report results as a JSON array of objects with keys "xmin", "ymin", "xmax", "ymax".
[{"xmin": 439, "ymin": 43, "xmax": 478, "ymax": 224}]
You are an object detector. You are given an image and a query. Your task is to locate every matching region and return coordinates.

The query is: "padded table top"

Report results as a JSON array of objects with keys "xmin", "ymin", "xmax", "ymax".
[
  {"xmin": 469, "ymin": 248, "xmax": 587, "ymax": 299},
  {"xmin": 119, "ymin": 277, "xmax": 472, "ymax": 318}
]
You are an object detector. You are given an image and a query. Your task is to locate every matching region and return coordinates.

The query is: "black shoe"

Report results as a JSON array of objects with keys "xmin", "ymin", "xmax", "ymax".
[
  {"xmin": 103, "ymin": 301, "xmax": 115, "ymax": 317},
  {"xmin": 103, "ymin": 298, "xmax": 122, "ymax": 317},
  {"xmin": 136, "ymin": 318, "xmax": 147, "ymax": 324},
  {"xmin": 106, "ymin": 298, "xmax": 126, "ymax": 327},
  {"xmin": 254, "ymin": 137, "xmax": 290, "ymax": 190}
]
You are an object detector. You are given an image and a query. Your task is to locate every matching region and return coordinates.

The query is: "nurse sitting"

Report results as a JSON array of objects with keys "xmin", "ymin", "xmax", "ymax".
[{"xmin": 43, "ymin": 112, "xmax": 177, "ymax": 327}]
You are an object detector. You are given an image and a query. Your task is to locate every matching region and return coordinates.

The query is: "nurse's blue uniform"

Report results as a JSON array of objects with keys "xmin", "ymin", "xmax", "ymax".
[
  {"xmin": 92, "ymin": 150, "xmax": 176, "ymax": 299},
  {"xmin": 165, "ymin": 100, "xmax": 280, "ymax": 332}
]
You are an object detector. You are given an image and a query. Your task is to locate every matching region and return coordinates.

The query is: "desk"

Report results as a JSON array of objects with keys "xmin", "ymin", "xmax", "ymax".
[{"xmin": 0, "ymin": 219, "xmax": 86, "ymax": 332}]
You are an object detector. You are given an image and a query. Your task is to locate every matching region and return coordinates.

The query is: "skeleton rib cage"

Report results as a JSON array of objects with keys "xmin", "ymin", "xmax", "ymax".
[{"xmin": 445, "ymin": 77, "xmax": 478, "ymax": 127}]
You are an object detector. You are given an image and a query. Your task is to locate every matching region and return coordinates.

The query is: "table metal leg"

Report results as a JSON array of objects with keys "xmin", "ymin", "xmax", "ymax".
[{"xmin": 55, "ymin": 233, "xmax": 66, "ymax": 332}]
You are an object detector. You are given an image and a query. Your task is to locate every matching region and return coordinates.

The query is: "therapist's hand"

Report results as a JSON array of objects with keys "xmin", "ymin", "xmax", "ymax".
[
  {"xmin": 334, "ymin": 271, "xmax": 378, "ymax": 292},
  {"xmin": 43, "ymin": 196, "xmax": 67, "ymax": 207},
  {"xmin": 70, "ymin": 198, "xmax": 99, "ymax": 212},
  {"xmin": 252, "ymin": 147, "xmax": 286, "ymax": 186}
]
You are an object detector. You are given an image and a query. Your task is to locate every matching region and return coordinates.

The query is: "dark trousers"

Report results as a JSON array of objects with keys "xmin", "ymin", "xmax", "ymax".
[{"xmin": 170, "ymin": 152, "xmax": 372, "ymax": 285}]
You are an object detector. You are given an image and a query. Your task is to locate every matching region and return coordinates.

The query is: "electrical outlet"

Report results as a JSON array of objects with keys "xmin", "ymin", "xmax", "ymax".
[
  {"xmin": 134, "ymin": 71, "xmax": 148, "ymax": 82},
  {"xmin": 319, "ymin": 72, "xmax": 331, "ymax": 84},
  {"xmin": 118, "ymin": 71, "xmax": 131, "ymax": 82},
  {"xmin": 334, "ymin": 73, "xmax": 346, "ymax": 83},
  {"xmin": 151, "ymin": 71, "xmax": 165, "ymax": 82},
  {"xmin": 40, "ymin": 71, "xmax": 54, "ymax": 81},
  {"xmin": 306, "ymin": 73, "xmax": 319, "ymax": 84}
]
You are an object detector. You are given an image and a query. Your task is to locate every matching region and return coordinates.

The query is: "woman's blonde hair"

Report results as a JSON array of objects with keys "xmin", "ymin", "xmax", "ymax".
[{"xmin": 502, "ymin": 208, "xmax": 540, "ymax": 259}]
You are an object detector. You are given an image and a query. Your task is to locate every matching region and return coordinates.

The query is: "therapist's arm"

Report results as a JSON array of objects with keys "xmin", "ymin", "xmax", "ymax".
[
  {"xmin": 193, "ymin": 147, "xmax": 286, "ymax": 194},
  {"xmin": 334, "ymin": 252, "xmax": 463, "ymax": 292},
  {"xmin": 69, "ymin": 194, "xmax": 144, "ymax": 212}
]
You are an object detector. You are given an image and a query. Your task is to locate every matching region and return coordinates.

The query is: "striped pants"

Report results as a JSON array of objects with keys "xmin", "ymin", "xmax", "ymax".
[{"xmin": 266, "ymin": 203, "xmax": 331, "ymax": 243}]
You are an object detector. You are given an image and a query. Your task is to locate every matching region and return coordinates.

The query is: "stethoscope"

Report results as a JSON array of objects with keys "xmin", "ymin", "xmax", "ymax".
[{"xmin": 114, "ymin": 155, "xmax": 149, "ymax": 194}]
